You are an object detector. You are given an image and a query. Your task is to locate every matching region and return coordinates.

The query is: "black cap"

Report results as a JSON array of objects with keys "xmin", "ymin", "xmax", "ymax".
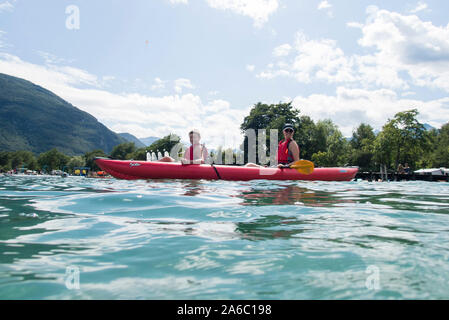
[{"xmin": 282, "ymin": 124, "xmax": 294, "ymax": 131}]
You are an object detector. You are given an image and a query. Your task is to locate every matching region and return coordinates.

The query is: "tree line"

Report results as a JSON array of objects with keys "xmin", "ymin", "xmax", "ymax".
[
  {"xmin": 1, "ymin": 102, "xmax": 448, "ymax": 173},
  {"xmin": 0, "ymin": 149, "xmax": 104, "ymax": 173},
  {"xmin": 0, "ymin": 135, "xmax": 183, "ymax": 173},
  {"xmin": 239, "ymin": 103, "xmax": 448, "ymax": 171}
]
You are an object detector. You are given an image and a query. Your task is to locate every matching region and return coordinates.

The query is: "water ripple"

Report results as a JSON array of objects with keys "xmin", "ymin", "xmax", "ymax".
[{"xmin": 1, "ymin": 175, "xmax": 449, "ymax": 299}]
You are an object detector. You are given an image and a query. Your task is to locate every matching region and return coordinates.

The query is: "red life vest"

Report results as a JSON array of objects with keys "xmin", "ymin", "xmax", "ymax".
[
  {"xmin": 277, "ymin": 139, "xmax": 294, "ymax": 165},
  {"xmin": 188, "ymin": 144, "xmax": 204, "ymax": 161}
]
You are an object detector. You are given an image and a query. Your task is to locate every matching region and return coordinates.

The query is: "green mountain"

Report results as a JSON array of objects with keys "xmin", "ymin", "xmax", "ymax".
[
  {"xmin": 118, "ymin": 133, "xmax": 145, "ymax": 148},
  {"xmin": 140, "ymin": 136, "xmax": 160, "ymax": 146},
  {"xmin": 0, "ymin": 73, "xmax": 127, "ymax": 155}
]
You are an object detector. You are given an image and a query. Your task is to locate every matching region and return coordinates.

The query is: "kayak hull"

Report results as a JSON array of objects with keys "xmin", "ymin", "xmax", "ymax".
[{"xmin": 95, "ymin": 158, "xmax": 358, "ymax": 182}]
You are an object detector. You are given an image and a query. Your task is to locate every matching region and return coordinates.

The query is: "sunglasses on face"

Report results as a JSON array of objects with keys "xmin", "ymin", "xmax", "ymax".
[{"xmin": 284, "ymin": 129, "xmax": 294, "ymax": 133}]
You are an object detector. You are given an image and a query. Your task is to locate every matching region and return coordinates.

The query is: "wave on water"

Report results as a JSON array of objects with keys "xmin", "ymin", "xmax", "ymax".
[{"xmin": 1, "ymin": 175, "xmax": 449, "ymax": 299}]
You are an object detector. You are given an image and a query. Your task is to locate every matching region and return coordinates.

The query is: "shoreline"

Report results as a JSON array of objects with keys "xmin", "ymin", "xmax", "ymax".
[
  {"xmin": 2, "ymin": 172, "xmax": 448, "ymax": 182},
  {"xmin": 356, "ymin": 172, "xmax": 449, "ymax": 182}
]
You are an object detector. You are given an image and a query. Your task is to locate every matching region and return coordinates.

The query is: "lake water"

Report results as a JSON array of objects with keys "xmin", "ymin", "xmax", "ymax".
[{"xmin": 0, "ymin": 175, "xmax": 448, "ymax": 299}]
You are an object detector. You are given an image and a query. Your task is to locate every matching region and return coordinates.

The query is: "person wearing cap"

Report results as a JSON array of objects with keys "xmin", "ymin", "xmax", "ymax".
[
  {"xmin": 277, "ymin": 124, "xmax": 300, "ymax": 168},
  {"xmin": 245, "ymin": 124, "xmax": 300, "ymax": 168},
  {"xmin": 159, "ymin": 129, "xmax": 209, "ymax": 164}
]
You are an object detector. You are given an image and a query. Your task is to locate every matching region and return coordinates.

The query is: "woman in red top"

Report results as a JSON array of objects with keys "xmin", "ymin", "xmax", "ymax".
[
  {"xmin": 277, "ymin": 124, "xmax": 300, "ymax": 168},
  {"xmin": 245, "ymin": 124, "xmax": 300, "ymax": 168}
]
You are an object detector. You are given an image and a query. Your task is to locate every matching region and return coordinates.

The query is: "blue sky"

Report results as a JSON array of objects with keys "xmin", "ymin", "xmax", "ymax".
[{"xmin": 1, "ymin": 0, "xmax": 449, "ymax": 148}]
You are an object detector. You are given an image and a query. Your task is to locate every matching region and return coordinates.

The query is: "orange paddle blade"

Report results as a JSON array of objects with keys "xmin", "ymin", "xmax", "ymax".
[{"xmin": 290, "ymin": 160, "xmax": 314, "ymax": 175}]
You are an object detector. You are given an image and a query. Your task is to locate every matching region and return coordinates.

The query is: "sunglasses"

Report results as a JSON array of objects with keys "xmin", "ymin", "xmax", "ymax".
[{"xmin": 284, "ymin": 129, "xmax": 294, "ymax": 133}]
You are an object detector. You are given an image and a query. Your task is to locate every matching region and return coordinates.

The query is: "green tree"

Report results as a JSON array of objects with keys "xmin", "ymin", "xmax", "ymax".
[
  {"xmin": 9, "ymin": 151, "xmax": 38, "ymax": 171},
  {"xmin": 415, "ymin": 128, "xmax": 437, "ymax": 168},
  {"xmin": 311, "ymin": 151, "xmax": 328, "ymax": 167},
  {"xmin": 68, "ymin": 156, "xmax": 86, "ymax": 172},
  {"xmin": 37, "ymin": 149, "xmax": 70, "ymax": 171},
  {"xmin": 84, "ymin": 149, "xmax": 107, "ymax": 172},
  {"xmin": 431, "ymin": 123, "xmax": 449, "ymax": 167},
  {"xmin": 328, "ymin": 128, "xmax": 351, "ymax": 166},
  {"xmin": 296, "ymin": 115, "xmax": 317, "ymax": 160},
  {"xmin": 0, "ymin": 151, "xmax": 11, "ymax": 171},
  {"xmin": 311, "ymin": 120, "xmax": 331, "ymax": 153},
  {"xmin": 240, "ymin": 102, "xmax": 301, "ymax": 164},
  {"xmin": 351, "ymin": 123, "xmax": 376, "ymax": 150},
  {"xmin": 130, "ymin": 148, "xmax": 148, "ymax": 161},
  {"xmin": 374, "ymin": 109, "xmax": 431, "ymax": 170},
  {"xmin": 241, "ymin": 102, "xmax": 301, "ymax": 134},
  {"xmin": 148, "ymin": 134, "xmax": 181, "ymax": 157},
  {"xmin": 349, "ymin": 123, "xmax": 376, "ymax": 171},
  {"xmin": 110, "ymin": 142, "xmax": 137, "ymax": 160},
  {"xmin": 373, "ymin": 127, "xmax": 392, "ymax": 169},
  {"xmin": 310, "ymin": 120, "xmax": 349, "ymax": 167}
]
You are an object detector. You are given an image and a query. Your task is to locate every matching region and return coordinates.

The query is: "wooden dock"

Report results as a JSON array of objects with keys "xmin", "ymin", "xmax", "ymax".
[{"xmin": 355, "ymin": 172, "xmax": 449, "ymax": 182}]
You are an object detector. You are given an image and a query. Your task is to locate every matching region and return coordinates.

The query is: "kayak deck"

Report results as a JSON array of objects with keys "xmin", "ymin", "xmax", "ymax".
[{"xmin": 95, "ymin": 158, "xmax": 358, "ymax": 182}]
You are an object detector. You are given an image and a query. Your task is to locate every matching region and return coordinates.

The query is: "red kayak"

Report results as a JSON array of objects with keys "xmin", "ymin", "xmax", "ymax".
[{"xmin": 95, "ymin": 158, "xmax": 358, "ymax": 182}]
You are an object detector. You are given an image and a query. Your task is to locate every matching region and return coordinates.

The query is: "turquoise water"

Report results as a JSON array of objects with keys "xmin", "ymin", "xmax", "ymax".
[{"xmin": 0, "ymin": 175, "xmax": 449, "ymax": 299}]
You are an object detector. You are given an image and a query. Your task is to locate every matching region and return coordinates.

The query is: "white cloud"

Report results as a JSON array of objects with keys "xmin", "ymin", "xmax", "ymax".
[
  {"xmin": 292, "ymin": 87, "xmax": 449, "ymax": 136},
  {"xmin": 205, "ymin": 0, "xmax": 279, "ymax": 27},
  {"xmin": 36, "ymin": 50, "xmax": 75, "ymax": 65},
  {"xmin": 273, "ymin": 44, "xmax": 292, "ymax": 57},
  {"xmin": 54, "ymin": 66, "xmax": 100, "ymax": 87},
  {"xmin": 168, "ymin": 0, "xmax": 280, "ymax": 26},
  {"xmin": 2, "ymin": 52, "xmax": 445, "ymax": 147},
  {"xmin": 317, "ymin": 1, "xmax": 333, "ymax": 17},
  {"xmin": 258, "ymin": 8, "xmax": 449, "ymax": 93},
  {"xmin": 0, "ymin": 53, "xmax": 248, "ymax": 149},
  {"xmin": 366, "ymin": 5, "xmax": 379, "ymax": 17},
  {"xmin": 0, "ymin": 1, "xmax": 14, "ymax": 12},
  {"xmin": 410, "ymin": 1, "xmax": 428, "ymax": 14},
  {"xmin": 358, "ymin": 8, "xmax": 449, "ymax": 91},
  {"xmin": 246, "ymin": 64, "xmax": 255, "ymax": 72},
  {"xmin": 151, "ymin": 77, "xmax": 167, "ymax": 90},
  {"xmin": 0, "ymin": 53, "xmax": 100, "ymax": 87},
  {"xmin": 256, "ymin": 69, "xmax": 289, "ymax": 79},
  {"xmin": 169, "ymin": 0, "xmax": 188, "ymax": 4},
  {"xmin": 102, "ymin": 75, "xmax": 115, "ymax": 82},
  {"xmin": 174, "ymin": 78, "xmax": 195, "ymax": 93},
  {"xmin": 354, "ymin": 54, "xmax": 408, "ymax": 89},
  {"xmin": 0, "ymin": 30, "xmax": 5, "ymax": 48},
  {"xmin": 346, "ymin": 22, "xmax": 363, "ymax": 29},
  {"xmin": 317, "ymin": 1, "xmax": 332, "ymax": 10},
  {"xmin": 264, "ymin": 31, "xmax": 355, "ymax": 84}
]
